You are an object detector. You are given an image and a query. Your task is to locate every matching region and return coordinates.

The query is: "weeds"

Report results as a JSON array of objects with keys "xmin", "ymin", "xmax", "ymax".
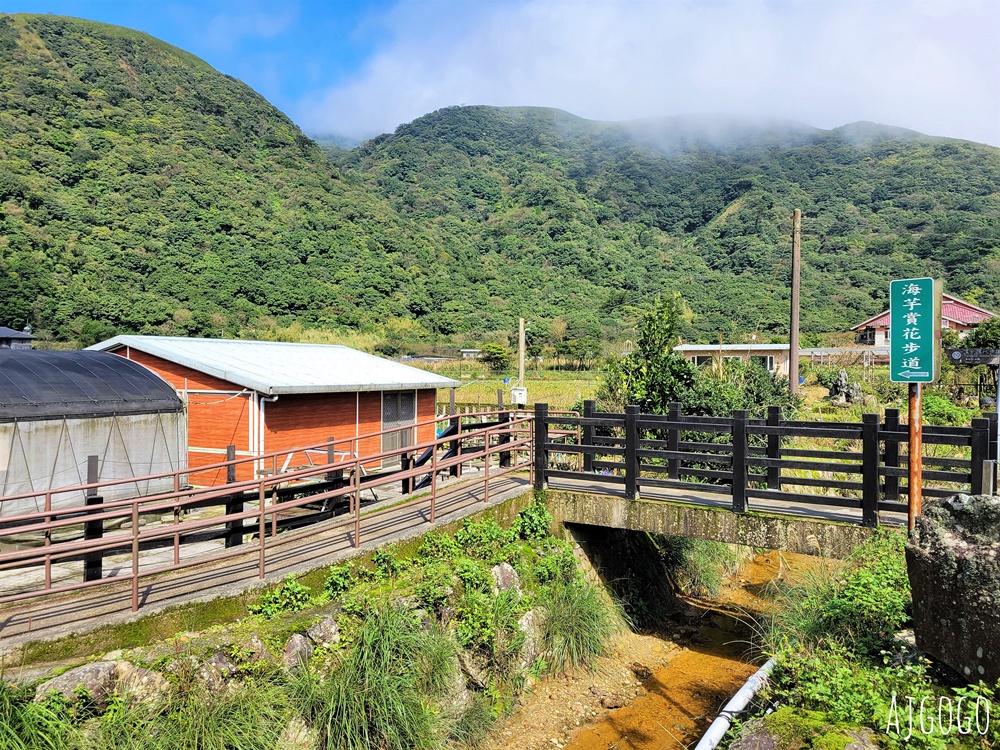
[
  {"xmin": 248, "ymin": 574, "xmax": 313, "ymax": 618},
  {"xmin": 541, "ymin": 579, "xmax": 619, "ymax": 673}
]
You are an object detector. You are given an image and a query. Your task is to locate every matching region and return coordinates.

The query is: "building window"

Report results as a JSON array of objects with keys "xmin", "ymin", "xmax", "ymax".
[
  {"xmin": 751, "ymin": 355, "xmax": 775, "ymax": 372},
  {"xmin": 382, "ymin": 391, "xmax": 417, "ymax": 460},
  {"xmin": 694, "ymin": 356, "xmax": 714, "ymax": 368}
]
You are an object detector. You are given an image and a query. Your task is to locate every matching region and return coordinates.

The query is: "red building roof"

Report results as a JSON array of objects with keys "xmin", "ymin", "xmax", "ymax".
[{"xmin": 852, "ymin": 294, "xmax": 996, "ymax": 330}]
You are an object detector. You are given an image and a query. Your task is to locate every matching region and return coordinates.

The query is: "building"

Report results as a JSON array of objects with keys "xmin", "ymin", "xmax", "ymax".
[
  {"xmin": 0, "ymin": 325, "xmax": 35, "ymax": 350},
  {"xmin": 673, "ymin": 343, "xmax": 790, "ymax": 377},
  {"xmin": 0, "ymin": 350, "xmax": 187, "ymax": 515},
  {"xmin": 88, "ymin": 336, "xmax": 459, "ymax": 485},
  {"xmin": 852, "ymin": 294, "xmax": 996, "ymax": 346}
]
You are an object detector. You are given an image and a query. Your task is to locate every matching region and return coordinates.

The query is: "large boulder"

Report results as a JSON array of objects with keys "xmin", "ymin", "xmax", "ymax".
[
  {"xmin": 115, "ymin": 661, "xmax": 170, "ymax": 707},
  {"xmin": 491, "ymin": 563, "xmax": 521, "ymax": 597},
  {"xmin": 906, "ymin": 493, "xmax": 1000, "ymax": 681},
  {"xmin": 306, "ymin": 616, "xmax": 340, "ymax": 648},
  {"xmin": 34, "ymin": 661, "xmax": 118, "ymax": 709},
  {"xmin": 283, "ymin": 634, "xmax": 313, "ymax": 673}
]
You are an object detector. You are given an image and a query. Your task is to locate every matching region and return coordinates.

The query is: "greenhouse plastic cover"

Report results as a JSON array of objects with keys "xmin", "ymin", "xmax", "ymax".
[{"xmin": 0, "ymin": 350, "xmax": 184, "ymax": 422}]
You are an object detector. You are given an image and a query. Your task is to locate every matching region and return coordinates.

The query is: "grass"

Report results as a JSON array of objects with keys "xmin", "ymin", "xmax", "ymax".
[
  {"xmin": 541, "ymin": 579, "xmax": 621, "ymax": 674},
  {"xmin": 438, "ymin": 371, "xmax": 600, "ymax": 411}
]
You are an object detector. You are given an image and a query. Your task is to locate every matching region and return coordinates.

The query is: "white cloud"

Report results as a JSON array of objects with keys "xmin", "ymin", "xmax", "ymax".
[
  {"xmin": 168, "ymin": 2, "xmax": 300, "ymax": 53},
  {"xmin": 294, "ymin": 0, "xmax": 1000, "ymax": 146}
]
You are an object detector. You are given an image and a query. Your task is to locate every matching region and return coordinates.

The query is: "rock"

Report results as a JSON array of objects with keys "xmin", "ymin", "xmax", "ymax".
[
  {"xmin": 231, "ymin": 634, "xmax": 271, "ymax": 666},
  {"xmin": 517, "ymin": 609, "xmax": 544, "ymax": 669},
  {"xmin": 845, "ymin": 729, "xmax": 879, "ymax": 749},
  {"xmin": 439, "ymin": 606, "xmax": 456, "ymax": 627},
  {"xmin": 393, "ymin": 595, "xmax": 418, "ymax": 609},
  {"xmin": 441, "ymin": 656, "xmax": 473, "ymax": 717},
  {"xmin": 34, "ymin": 661, "xmax": 118, "ymax": 709},
  {"xmin": 283, "ymin": 634, "xmax": 312, "ymax": 672},
  {"xmin": 197, "ymin": 651, "xmax": 237, "ymax": 693},
  {"xmin": 491, "ymin": 563, "xmax": 522, "ymax": 596},
  {"xmin": 277, "ymin": 715, "xmax": 319, "ymax": 750},
  {"xmin": 115, "ymin": 662, "xmax": 170, "ymax": 706},
  {"xmin": 630, "ymin": 662, "xmax": 652, "ymax": 680},
  {"xmin": 457, "ymin": 649, "xmax": 488, "ymax": 689},
  {"xmin": 907, "ymin": 493, "xmax": 1000, "ymax": 681},
  {"xmin": 600, "ymin": 693, "xmax": 625, "ymax": 709},
  {"xmin": 306, "ymin": 616, "xmax": 340, "ymax": 648}
]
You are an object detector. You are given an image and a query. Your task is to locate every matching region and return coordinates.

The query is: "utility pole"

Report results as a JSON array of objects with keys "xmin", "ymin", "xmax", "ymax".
[
  {"xmin": 518, "ymin": 317, "xmax": 526, "ymax": 386},
  {"xmin": 789, "ymin": 209, "xmax": 801, "ymax": 394}
]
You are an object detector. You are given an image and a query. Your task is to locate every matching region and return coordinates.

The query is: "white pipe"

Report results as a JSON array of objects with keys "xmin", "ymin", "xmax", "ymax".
[
  {"xmin": 693, "ymin": 657, "xmax": 777, "ymax": 750},
  {"xmin": 259, "ymin": 395, "xmax": 279, "ymax": 465}
]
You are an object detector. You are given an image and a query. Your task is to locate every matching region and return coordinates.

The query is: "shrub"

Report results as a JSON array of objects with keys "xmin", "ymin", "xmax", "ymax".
[
  {"xmin": 371, "ymin": 548, "xmax": 405, "ymax": 579},
  {"xmin": 921, "ymin": 392, "xmax": 976, "ymax": 426},
  {"xmin": 515, "ymin": 501, "xmax": 552, "ymax": 541},
  {"xmin": 418, "ymin": 530, "xmax": 461, "ymax": 560},
  {"xmin": 454, "ymin": 518, "xmax": 518, "ymax": 565},
  {"xmin": 414, "ymin": 560, "xmax": 454, "ymax": 610},
  {"xmin": 324, "ymin": 563, "xmax": 355, "ymax": 597},
  {"xmin": 541, "ymin": 579, "xmax": 618, "ymax": 673},
  {"xmin": 455, "ymin": 557, "xmax": 492, "ymax": 593},
  {"xmin": 248, "ymin": 574, "xmax": 312, "ymax": 618},
  {"xmin": 533, "ymin": 542, "xmax": 578, "ymax": 585}
]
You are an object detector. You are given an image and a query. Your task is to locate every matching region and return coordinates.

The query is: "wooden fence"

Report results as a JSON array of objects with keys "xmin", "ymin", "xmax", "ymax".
[{"xmin": 534, "ymin": 401, "xmax": 997, "ymax": 527}]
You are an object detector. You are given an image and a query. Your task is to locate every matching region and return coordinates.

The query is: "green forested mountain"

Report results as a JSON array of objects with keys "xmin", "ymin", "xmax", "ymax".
[{"xmin": 2, "ymin": 14, "xmax": 999, "ymax": 351}]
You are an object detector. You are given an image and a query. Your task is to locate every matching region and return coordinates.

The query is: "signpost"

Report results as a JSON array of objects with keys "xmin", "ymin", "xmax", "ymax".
[{"xmin": 890, "ymin": 278, "xmax": 943, "ymax": 531}]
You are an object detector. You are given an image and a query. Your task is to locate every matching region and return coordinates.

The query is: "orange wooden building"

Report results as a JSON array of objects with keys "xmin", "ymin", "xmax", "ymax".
[{"xmin": 88, "ymin": 336, "xmax": 458, "ymax": 486}]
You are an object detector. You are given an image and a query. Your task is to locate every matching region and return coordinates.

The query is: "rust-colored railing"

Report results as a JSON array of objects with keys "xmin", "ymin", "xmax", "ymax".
[{"xmin": 0, "ymin": 412, "xmax": 535, "ymax": 612}]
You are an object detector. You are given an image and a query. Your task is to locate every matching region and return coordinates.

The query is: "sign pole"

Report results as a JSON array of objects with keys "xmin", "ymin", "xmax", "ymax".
[
  {"xmin": 789, "ymin": 209, "xmax": 801, "ymax": 394},
  {"xmin": 908, "ymin": 382, "xmax": 923, "ymax": 531}
]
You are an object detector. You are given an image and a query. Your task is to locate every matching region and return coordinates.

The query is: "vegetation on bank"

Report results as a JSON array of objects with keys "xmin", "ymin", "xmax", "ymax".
[
  {"xmin": 732, "ymin": 531, "xmax": 1000, "ymax": 749},
  {"xmin": 0, "ymin": 501, "xmax": 622, "ymax": 749}
]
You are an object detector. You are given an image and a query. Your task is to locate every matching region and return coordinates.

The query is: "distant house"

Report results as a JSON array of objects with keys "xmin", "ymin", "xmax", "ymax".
[
  {"xmin": 88, "ymin": 336, "xmax": 459, "ymax": 486},
  {"xmin": 459, "ymin": 349, "xmax": 482, "ymax": 360},
  {"xmin": 0, "ymin": 325, "xmax": 35, "ymax": 350},
  {"xmin": 852, "ymin": 293, "xmax": 996, "ymax": 345},
  {"xmin": 673, "ymin": 343, "xmax": 790, "ymax": 377}
]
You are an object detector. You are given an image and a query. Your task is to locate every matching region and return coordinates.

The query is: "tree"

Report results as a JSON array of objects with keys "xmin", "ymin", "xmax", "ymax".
[
  {"xmin": 965, "ymin": 318, "xmax": 1000, "ymax": 349},
  {"xmin": 479, "ymin": 343, "xmax": 511, "ymax": 371}
]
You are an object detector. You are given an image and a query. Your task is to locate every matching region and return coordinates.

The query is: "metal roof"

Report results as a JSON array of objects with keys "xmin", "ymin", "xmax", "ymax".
[
  {"xmin": 87, "ymin": 336, "xmax": 460, "ymax": 395},
  {"xmin": 0, "ymin": 326, "xmax": 35, "ymax": 340},
  {"xmin": 675, "ymin": 343, "xmax": 791, "ymax": 353},
  {"xmin": 851, "ymin": 294, "xmax": 997, "ymax": 330},
  {"xmin": 0, "ymin": 351, "xmax": 184, "ymax": 422}
]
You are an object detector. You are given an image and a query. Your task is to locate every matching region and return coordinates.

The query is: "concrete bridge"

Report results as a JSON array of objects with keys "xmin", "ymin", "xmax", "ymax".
[{"xmin": 0, "ymin": 404, "xmax": 994, "ymax": 648}]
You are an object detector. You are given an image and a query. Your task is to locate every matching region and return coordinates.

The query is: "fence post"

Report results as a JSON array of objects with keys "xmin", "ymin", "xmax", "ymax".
[
  {"xmin": 883, "ymin": 408, "xmax": 900, "ymax": 503},
  {"xmin": 766, "ymin": 405, "xmax": 781, "ymax": 490},
  {"xmin": 862, "ymin": 413, "xmax": 881, "ymax": 527},
  {"xmin": 583, "ymin": 400, "xmax": 595, "ymax": 473},
  {"xmin": 971, "ymin": 417, "xmax": 991, "ymax": 495},
  {"xmin": 499, "ymin": 411, "xmax": 512, "ymax": 468},
  {"xmin": 401, "ymin": 453, "xmax": 412, "ymax": 494},
  {"xmin": 667, "ymin": 402, "xmax": 680, "ymax": 481},
  {"xmin": 731, "ymin": 410, "xmax": 748, "ymax": 513},
  {"xmin": 981, "ymin": 460, "xmax": 997, "ymax": 497},
  {"xmin": 984, "ymin": 411, "xmax": 998, "ymax": 463},
  {"xmin": 449, "ymin": 416, "xmax": 462, "ymax": 478},
  {"xmin": 625, "ymin": 405, "xmax": 639, "ymax": 500},
  {"xmin": 83, "ymin": 455, "xmax": 103, "ymax": 582},
  {"xmin": 224, "ymin": 445, "xmax": 243, "ymax": 547},
  {"xmin": 534, "ymin": 403, "xmax": 548, "ymax": 491}
]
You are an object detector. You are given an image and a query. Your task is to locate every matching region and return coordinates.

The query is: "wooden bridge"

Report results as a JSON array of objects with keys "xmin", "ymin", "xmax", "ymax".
[{"xmin": 0, "ymin": 403, "xmax": 995, "ymax": 646}]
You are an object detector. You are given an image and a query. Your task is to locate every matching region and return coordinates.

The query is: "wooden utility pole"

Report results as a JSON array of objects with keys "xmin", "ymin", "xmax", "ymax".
[
  {"xmin": 789, "ymin": 209, "xmax": 801, "ymax": 394},
  {"xmin": 518, "ymin": 317, "xmax": 526, "ymax": 386},
  {"xmin": 909, "ymin": 382, "xmax": 923, "ymax": 530}
]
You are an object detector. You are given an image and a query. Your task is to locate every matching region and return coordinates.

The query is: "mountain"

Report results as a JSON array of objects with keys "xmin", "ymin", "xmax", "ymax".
[{"xmin": 1, "ymin": 14, "xmax": 999, "ymax": 352}]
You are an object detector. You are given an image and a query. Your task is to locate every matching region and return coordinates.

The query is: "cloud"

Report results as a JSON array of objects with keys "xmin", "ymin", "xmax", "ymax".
[
  {"xmin": 294, "ymin": 0, "xmax": 1000, "ymax": 146},
  {"xmin": 167, "ymin": 1, "xmax": 300, "ymax": 53}
]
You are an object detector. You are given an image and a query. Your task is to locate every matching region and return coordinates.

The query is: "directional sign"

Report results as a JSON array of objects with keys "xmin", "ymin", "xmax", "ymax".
[
  {"xmin": 946, "ymin": 348, "xmax": 1000, "ymax": 367},
  {"xmin": 890, "ymin": 278, "xmax": 942, "ymax": 383}
]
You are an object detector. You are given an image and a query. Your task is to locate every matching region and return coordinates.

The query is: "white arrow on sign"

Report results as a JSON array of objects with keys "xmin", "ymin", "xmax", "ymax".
[{"xmin": 898, "ymin": 370, "xmax": 930, "ymax": 378}]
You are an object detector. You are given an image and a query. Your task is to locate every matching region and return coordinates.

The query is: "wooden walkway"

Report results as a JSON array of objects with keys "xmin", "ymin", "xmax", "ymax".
[{"xmin": 0, "ymin": 474, "xmax": 531, "ymax": 652}]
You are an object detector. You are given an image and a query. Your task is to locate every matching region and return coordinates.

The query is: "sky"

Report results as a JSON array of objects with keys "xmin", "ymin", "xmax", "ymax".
[{"xmin": 4, "ymin": 0, "xmax": 999, "ymax": 146}]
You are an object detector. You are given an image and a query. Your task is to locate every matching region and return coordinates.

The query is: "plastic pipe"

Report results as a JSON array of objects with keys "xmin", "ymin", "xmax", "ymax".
[{"xmin": 693, "ymin": 657, "xmax": 777, "ymax": 750}]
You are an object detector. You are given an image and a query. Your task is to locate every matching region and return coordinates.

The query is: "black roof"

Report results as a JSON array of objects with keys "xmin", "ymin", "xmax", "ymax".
[
  {"xmin": 0, "ymin": 351, "xmax": 184, "ymax": 422},
  {"xmin": 0, "ymin": 326, "xmax": 35, "ymax": 340}
]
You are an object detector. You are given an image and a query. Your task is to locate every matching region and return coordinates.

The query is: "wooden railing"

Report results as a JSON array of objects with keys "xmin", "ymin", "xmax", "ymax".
[
  {"xmin": 534, "ymin": 401, "xmax": 997, "ymax": 528},
  {"xmin": 0, "ymin": 412, "xmax": 533, "ymax": 612}
]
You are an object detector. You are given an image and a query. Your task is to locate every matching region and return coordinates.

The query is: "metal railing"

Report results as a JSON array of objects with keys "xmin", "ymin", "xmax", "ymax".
[{"xmin": 0, "ymin": 411, "xmax": 533, "ymax": 612}]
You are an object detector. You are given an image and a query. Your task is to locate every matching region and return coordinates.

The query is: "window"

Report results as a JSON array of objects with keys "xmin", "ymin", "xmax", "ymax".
[
  {"xmin": 694, "ymin": 355, "xmax": 714, "ymax": 368},
  {"xmin": 381, "ymin": 391, "xmax": 416, "ymax": 462},
  {"xmin": 751, "ymin": 355, "xmax": 775, "ymax": 372}
]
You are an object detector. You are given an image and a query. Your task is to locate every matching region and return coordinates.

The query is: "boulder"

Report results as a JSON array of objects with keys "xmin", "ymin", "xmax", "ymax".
[
  {"xmin": 283, "ymin": 634, "xmax": 313, "ymax": 672},
  {"xmin": 196, "ymin": 651, "xmax": 237, "ymax": 694},
  {"xmin": 491, "ymin": 563, "xmax": 521, "ymax": 596},
  {"xmin": 115, "ymin": 662, "xmax": 171, "ymax": 707},
  {"xmin": 277, "ymin": 715, "xmax": 319, "ymax": 750},
  {"xmin": 906, "ymin": 493, "xmax": 1000, "ymax": 681},
  {"xmin": 517, "ymin": 608, "xmax": 544, "ymax": 670},
  {"xmin": 306, "ymin": 616, "xmax": 340, "ymax": 648},
  {"xmin": 34, "ymin": 661, "xmax": 118, "ymax": 709},
  {"xmin": 457, "ymin": 648, "xmax": 488, "ymax": 689}
]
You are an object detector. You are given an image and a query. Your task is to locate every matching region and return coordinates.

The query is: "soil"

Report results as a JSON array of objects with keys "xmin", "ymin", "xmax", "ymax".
[{"xmin": 489, "ymin": 550, "xmax": 824, "ymax": 750}]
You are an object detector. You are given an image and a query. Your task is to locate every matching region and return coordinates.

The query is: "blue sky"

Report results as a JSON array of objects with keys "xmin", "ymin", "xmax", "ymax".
[{"xmin": 4, "ymin": 0, "xmax": 999, "ymax": 146}]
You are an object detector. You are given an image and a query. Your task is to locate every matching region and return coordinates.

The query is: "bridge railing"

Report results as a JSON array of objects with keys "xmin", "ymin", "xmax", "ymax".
[
  {"xmin": 534, "ymin": 401, "xmax": 996, "ymax": 528},
  {"xmin": 0, "ymin": 412, "xmax": 534, "ymax": 612}
]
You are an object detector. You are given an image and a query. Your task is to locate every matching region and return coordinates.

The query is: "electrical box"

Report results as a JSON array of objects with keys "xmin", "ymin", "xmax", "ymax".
[{"xmin": 510, "ymin": 387, "xmax": 527, "ymax": 407}]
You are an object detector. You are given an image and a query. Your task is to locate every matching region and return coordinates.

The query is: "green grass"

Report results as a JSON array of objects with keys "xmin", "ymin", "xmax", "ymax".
[{"xmin": 541, "ymin": 579, "xmax": 620, "ymax": 674}]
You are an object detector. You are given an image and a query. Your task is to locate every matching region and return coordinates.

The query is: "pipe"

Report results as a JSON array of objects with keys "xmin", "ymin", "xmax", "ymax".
[
  {"xmin": 259, "ymin": 395, "xmax": 279, "ymax": 465},
  {"xmin": 693, "ymin": 657, "xmax": 777, "ymax": 750}
]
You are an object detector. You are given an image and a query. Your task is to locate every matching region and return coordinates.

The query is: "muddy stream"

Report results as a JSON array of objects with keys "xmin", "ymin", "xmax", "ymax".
[{"xmin": 492, "ymin": 550, "xmax": 820, "ymax": 750}]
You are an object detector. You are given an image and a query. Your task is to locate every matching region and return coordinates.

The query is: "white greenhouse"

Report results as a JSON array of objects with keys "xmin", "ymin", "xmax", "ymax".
[{"xmin": 0, "ymin": 350, "xmax": 187, "ymax": 518}]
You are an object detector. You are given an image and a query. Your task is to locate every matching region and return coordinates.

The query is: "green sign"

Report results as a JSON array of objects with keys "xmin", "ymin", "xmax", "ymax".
[{"xmin": 889, "ymin": 277, "xmax": 942, "ymax": 383}]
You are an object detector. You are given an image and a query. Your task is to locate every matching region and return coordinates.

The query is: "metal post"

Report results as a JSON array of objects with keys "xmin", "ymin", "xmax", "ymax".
[
  {"xmin": 625, "ymin": 405, "xmax": 639, "ymax": 500},
  {"xmin": 583, "ymin": 400, "xmax": 595, "ymax": 473},
  {"xmin": 667, "ymin": 402, "xmax": 680, "ymax": 480},
  {"xmin": 732, "ymin": 410, "xmax": 748, "ymax": 513},
  {"xmin": 534, "ymin": 403, "xmax": 548, "ymax": 491},
  {"xmin": 224, "ymin": 445, "xmax": 242, "ymax": 548},
  {"xmin": 971, "ymin": 417, "xmax": 991, "ymax": 495},
  {"xmin": 518, "ymin": 317, "xmax": 525, "ymax": 386},
  {"xmin": 861, "ymin": 413, "xmax": 881, "ymax": 527},
  {"xmin": 789, "ymin": 208, "xmax": 801, "ymax": 395},
  {"xmin": 497, "ymin": 388, "xmax": 504, "ymax": 410},
  {"xmin": 884, "ymin": 408, "xmax": 900, "ymax": 502},
  {"xmin": 401, "ymin": 453, "xmax": 412, "ymax": 494},
  {"xmin": 766, "ymin": 405, "xmax": 781, "ymax": 490},
  {"xmin": 908, "ymin": 383, "xmax": 923, "ymax": 531},
  {"xmin": 353, "ymin": 464, "xmax": 361, "ymax": 545},
  {"xmin": 484, "ymin": 428, "xmax": 491, "ymax": 504},
  {"xmin": 83, "ymin": 455, "xmax": 103, "ymax": 582},
  {"xmin": 499, "ymin": 411, "xmax": 511, "ymax": 468}
]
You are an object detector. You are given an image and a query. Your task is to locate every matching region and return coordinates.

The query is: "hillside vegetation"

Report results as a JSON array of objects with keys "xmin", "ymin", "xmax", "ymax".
[{"xmin": 2, "ymin": 14, "xmax": 999, "ymax": 351}]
